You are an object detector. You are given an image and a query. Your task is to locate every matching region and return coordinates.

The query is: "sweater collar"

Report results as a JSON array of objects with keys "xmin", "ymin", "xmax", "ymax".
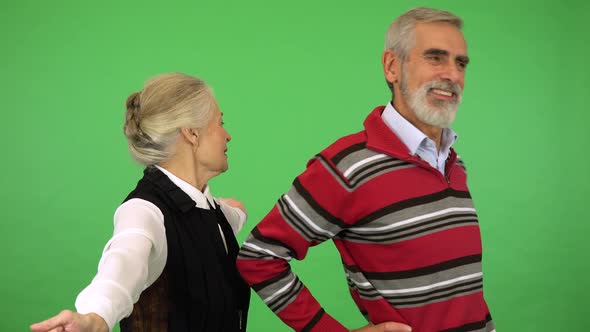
[{"xmin": 363, "ymin": 105, "xmax": 457, "ymax": 162}]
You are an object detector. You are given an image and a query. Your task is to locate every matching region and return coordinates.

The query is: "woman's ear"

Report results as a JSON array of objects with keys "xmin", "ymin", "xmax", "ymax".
[{"xmin": 181, "ymin": 128, "xmax": 199, "ymax": 146}]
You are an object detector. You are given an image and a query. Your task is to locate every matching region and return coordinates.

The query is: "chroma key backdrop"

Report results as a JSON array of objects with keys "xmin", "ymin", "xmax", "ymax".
[{"xmin": 1, "ymin": 0, "xmax": 588, "ymax": 331}]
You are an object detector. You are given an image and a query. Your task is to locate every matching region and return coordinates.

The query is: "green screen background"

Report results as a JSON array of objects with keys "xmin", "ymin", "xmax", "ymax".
[{"xmin": 1, "ymin": 0, "xmax": 588, "ymax": 331}]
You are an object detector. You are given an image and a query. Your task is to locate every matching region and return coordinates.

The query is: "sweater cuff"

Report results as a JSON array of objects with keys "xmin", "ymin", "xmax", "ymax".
[{"xmin": 305, "ymin": 311, "xmax": 348, "ymax": 332}]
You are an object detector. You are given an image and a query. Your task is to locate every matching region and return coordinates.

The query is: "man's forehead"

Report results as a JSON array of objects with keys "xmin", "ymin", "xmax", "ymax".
[{"xmin": 413, "ymin": 22, "xmax": 467, "ymax": 54}]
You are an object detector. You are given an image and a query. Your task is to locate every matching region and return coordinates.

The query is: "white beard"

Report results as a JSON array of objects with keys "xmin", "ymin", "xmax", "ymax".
[{"xmin": 399, "ymin": 69, "xmax": 463, "ymax": 128}]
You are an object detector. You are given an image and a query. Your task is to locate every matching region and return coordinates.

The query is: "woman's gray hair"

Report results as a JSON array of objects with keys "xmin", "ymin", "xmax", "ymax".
[
  {"xmin": 385, "ymin": 7, "xmax": 463, "ymax": 61},
  {"xmin": 123, "ymin": 73, "xmax": 216, "ymax": 166}
]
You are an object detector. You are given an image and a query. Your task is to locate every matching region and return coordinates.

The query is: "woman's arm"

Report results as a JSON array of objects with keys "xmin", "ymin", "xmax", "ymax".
[
  {"xmin": 218, "ymin": 197, "xmax": 247, "ymax": 234},
  {"xmin": 31, "ymin": 199, "xmax": 167, "ymax": 332}
]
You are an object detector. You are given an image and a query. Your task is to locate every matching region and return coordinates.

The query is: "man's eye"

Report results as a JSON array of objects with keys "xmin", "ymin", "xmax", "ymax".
[{"xmin": 426, "ymin": 55, "xmax": 441, "ymax": 62}]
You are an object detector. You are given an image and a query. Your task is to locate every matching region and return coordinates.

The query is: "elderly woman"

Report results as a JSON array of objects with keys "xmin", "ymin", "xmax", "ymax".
[{"xmin": 31, "ymin": 73, "xmax": 250, "ymax": 332}]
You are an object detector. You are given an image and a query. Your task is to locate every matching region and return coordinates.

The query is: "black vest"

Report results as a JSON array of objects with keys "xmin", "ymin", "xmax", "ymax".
[{"xmin": 119, "ymin": 167, "xmax": 250, "ymax": 332}]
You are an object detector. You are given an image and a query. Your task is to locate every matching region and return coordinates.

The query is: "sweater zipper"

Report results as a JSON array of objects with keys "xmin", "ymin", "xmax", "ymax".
[
  {"xmin": 445, "ymin": 151, "xmax": 458, "ymax": 185},
  {"xmin": 239, "ymin": 309, "xmax": 243, "ymax": 330},
  {"xmin": 406, "ymin": 155, "xmax": 450, "ymax": 186},
  {"xmin": 371, "ymin": 148, "xmax": 455, "ymax": 186}
]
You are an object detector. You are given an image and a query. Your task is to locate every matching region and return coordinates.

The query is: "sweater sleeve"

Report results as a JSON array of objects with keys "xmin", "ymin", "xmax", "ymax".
[
  {"xmin": 237, "ymin": 157, "xmax": 351, "ymax": 331},
  {"xmin": 75, "ymin": 198, "xmax": 167, "ymax": 331}
]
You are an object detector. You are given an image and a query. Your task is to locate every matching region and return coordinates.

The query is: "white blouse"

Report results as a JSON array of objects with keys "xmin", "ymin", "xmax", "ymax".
[{"xmin": 74, "ymin": 166, "xmax": 247, "ymax": 331}]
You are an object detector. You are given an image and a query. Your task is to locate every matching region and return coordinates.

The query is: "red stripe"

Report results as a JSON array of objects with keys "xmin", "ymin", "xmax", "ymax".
[
  {"xmin": 318, "ymin": 131, "xmax": 366, "ymax": 161},
  {"xmin": 275, "ymin": 287, "xmax": 325, "ymax": 331},
  {"xmin": 391, "ymin": 292, "xmax": 490, "ymax": 331},
  {"xmin": 236, "ymin": 257, "xmax": 289, "ymax": 286},
  {"xmin": 337, "ymin": 226, "xmax": 483, "ymax": 272},
  {"xmin": 359, "ymin": 292, "xmax": 489, "ymax": 331},
  {"xmin": 297, "ymin": 159, "xmax": 356, "ymax": 224},
  {"xmin": 257, "ymin": 206, "xmax": 314, "ymax": 259}
]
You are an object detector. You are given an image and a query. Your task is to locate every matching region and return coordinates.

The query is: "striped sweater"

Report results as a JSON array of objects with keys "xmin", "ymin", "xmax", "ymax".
[{"xmin": 237, "ymin": 106, "xmax": 494, "ymax": 332}]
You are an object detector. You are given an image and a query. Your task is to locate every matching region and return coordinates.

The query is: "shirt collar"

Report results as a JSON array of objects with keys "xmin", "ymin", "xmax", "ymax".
[
  {"xmin": 154, "ymin": 165, "xmax": 216, "ymax": 209},
  {"xmin": 381, "ymin": 102, "xmax": 428, "ymax": 155},
  {"xmin": 440, "ymin": 125, "xmax": 458, "ymax": 155},
  {"xmin": 381, "ymin": 102, "xmax": 458, "ymax": 155}
]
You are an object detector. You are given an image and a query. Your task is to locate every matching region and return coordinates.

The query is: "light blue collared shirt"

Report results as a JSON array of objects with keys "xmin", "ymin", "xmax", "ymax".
[{"xmin": 381, "ymin": 103, "xmax": 457, "ymax": 175}]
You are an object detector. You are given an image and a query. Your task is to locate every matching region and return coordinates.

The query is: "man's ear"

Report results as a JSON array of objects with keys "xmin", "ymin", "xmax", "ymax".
[
  {"xmin": 181, "ymin": 128, "xmax": 199, "ymax": 145},
  {"xmin": 382, "ymin": 49, "xmax": 400, "ymax": 87}
]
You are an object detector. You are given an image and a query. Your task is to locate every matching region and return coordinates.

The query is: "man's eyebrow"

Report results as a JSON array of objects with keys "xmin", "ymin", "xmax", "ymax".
[
  {"xmin": 423, "ymin": 48, "xmax": 449, "ymax": 56},
  {"xmin": 457, "ymin": 55, "xmax": 470, "ymax": 64},
  {"xmin": 423, "ymin": 48, "xmax": 470, "ymax": 64}
]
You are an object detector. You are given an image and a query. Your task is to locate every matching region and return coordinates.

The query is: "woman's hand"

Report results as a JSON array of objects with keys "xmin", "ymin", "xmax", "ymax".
[
  {"xmin": 351, "ymin": 321, "xmax": 412, "ymax": 332},
  {"xmin": 218, "ymin": 197, "xmax": 246, "ymax": 215},
  {"xmin": 30, "ymin": 310, "xmax": 108, "ymax": 332}
]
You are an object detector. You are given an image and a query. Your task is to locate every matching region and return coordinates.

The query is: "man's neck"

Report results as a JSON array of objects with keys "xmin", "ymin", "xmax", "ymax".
[{"xmin": 392, "ymin": 100, "xmax": 443, "ymax": 152}]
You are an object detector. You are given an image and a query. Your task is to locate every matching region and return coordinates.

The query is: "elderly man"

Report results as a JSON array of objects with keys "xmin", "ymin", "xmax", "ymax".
[{"xmin": 238, "ymin": 7, "xmax": 495, "ymax": 332}]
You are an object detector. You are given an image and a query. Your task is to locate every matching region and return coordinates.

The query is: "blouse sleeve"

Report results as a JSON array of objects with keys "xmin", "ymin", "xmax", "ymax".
[
  {"xmin": 74, "ymin": 198, "xmax": 167, "ymax": 331},
  {"xmin": 218, "ymin": 200, "xmax": 247, "ymax": 235}
]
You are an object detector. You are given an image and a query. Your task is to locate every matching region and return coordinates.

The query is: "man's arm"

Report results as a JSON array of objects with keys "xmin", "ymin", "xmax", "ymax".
[
  {"xmin": 237, "ymin": 154, "xmax": 368, "ymax": 332},
  {"xmin": 237, "ymin": 158, "xmax": 411, "ymax": 332},
  {"xmin": 238, "ymin": 156, "xmax": 412, "ymax": 332},
  {"xmin": 237, "ymin": 157, "xmax": 351, "ymax": 331}
]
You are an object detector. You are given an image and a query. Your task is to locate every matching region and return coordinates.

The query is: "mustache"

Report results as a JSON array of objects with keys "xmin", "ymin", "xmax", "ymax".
[{"xmin": 425, "ymin": 80, "xmax": 462, "ymax": 96}]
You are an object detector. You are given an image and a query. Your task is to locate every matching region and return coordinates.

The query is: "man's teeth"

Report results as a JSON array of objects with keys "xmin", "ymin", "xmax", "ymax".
[{"xmin": 431, "ymin": 89, "xmax": 453, "ymax": 97}]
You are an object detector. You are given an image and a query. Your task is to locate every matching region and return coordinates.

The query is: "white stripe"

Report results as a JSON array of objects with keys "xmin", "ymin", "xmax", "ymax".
[
  {"xmin": 242, "ymin": 242, "xmax": 292, "ymax": 261},
  {"xmin": 343, "ymin": 154, "xmax": 388, "ymax": 177},
  {"xmin": 262, "ymin": 275, "xmax": 297, "ymax": 303},
  {"xmin": 353, "ymin": 207, "xmax": 476, "ymax": 233},
  {"xmin": 349, "ymin": 272, "xmax": 483, "ymax": 294},
  {"xmin": 352, "ymin": 280, "xmax": 374, "ymax": 288},
  {"xmin": 380, "ymin": 272, "xmax": 483, "ymax": 295},
  {"xmin": 284, "ymin": 194, "xmax": 336, "ymax": 237}
]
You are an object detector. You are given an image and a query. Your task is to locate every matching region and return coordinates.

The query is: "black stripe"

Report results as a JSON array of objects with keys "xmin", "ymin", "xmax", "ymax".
[
  {"xmin": 331, "ymin": 142, "xmax": 366, "ymax": 165},
  {"xmin": 301, "ymin": 308, "xmax": 326, "ymax": 332},
  {"xmin": 343, "ymin": 218, "xmax": 478, "ymax": 243},
  {"xmin": 346, "ymin": 254, "xmax": 482, "ymax": 280},
  {"xmin": 293, "ymin": 178, "xmax": 349, "ymax": 229},
  {"xmin": 387, "ymin": 278, "xmax": 483, "ymax": 300},
  {"xmin": 345, "ymin": 213, "xmax": 477, "ymax": 239},
  {"xmin": 252, "ymin": 267, "xmax": 293, "ymax": 292},
  {"xmin": 439, "ymin": 315, "xmax": 491, "ymax": 332},
  {"xmin": 382, "ymin": 219, "xmax": 478, "ymax": 242},
  {"xmin": 348, "ymin": 157, "xmax": 409, "ymax": 183},
  {"xmin": 455, "ymin": 158, "xmax": 467, "ymax": 172},
  {"xmin": 238, "ymin": 247, "xmax": 268, "ymax": 259},
  {"xmin": 268, "ymin": 279, "xmax": 301, "ymax": 309},
  {"xmin": 354, "ymin": 289, "xmax": 380, "ymax": 298},
  {"xmin": 353, "ymin": 278, "xmax": 482, "ymax": 300},
  {"xmin": 249, "ymin": 227, "xmax": 297, "ymax": 258},
  {"xmin": 391, "ymin": 284, "xmax": 482, "ymax": 306},
  {"xmin": 315, "ymin": 154, "xmax": 352, "ymax": 188},
  {"xmin": 270, "ymin": 280, "xmax": 304, "ymax": 312},
  {"xmin": 277, "ymin": 197, "xmax": 324, "ymax": 241},
  {"xmin": 355, "ymin": 188, "xmax": 472, "ymax": 226},
  {"xmin": 349, "ymin": 160, "xmax": 413, "ymax": 188},
  {"xmin": 383, "ymin": 213, "xmax": 477, "ymax": 236}
]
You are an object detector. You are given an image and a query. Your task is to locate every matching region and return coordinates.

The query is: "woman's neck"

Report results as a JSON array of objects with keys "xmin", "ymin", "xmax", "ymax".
[{"xmin": 158, "ymin": 158, "xmax": 211, "ymax": 192}]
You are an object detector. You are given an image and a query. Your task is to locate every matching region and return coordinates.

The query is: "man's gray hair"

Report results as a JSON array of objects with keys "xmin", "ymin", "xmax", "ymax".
[{"xmin": 385, "ymin": 7, "xmax": 463, "ymax": 61}]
